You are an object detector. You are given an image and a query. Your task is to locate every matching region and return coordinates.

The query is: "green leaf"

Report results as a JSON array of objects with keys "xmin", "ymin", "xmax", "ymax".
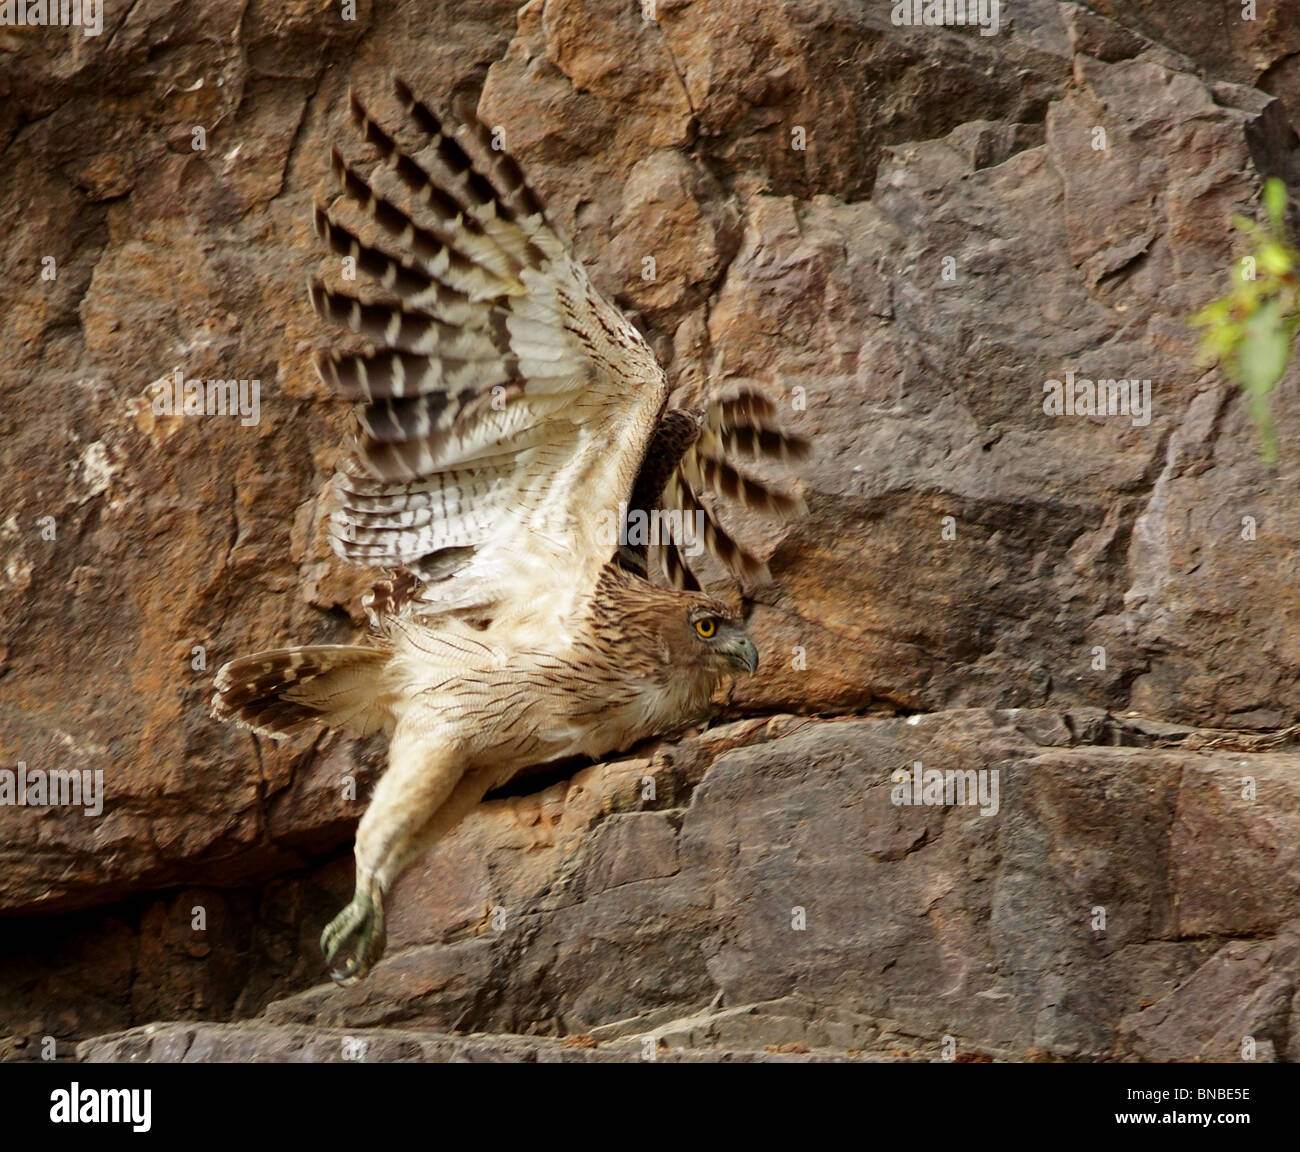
[
  {"xmin": 1264, "ymin": 178, "xmax": 1287, "ymax": 232},
  {"xmin": 1247, "ymin": 390, "xmax": 1279, "ymax": 465},
  {"xmin": 1259, "ymin": 241, "xmax": 1293, "ymax": 276},
  {"xmin": 1206, "ymin": 321, "xmax": 1243, "ymax": 360},
  {"xmin": 1196, "ymin": 178, "xmax": 1296, "ymax": 462},
  {"xmin": 1191, "ymin": 297, "xmax": 1230, "ymax": 327},
  {"xmin": 1238, "ymin": 298, "xmax": 1290, "ymax": 395}
]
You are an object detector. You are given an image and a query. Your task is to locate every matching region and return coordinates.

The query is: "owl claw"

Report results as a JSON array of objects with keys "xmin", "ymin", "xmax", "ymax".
[{"xmin": 321, "ymin": 885, "xmax": 387, "ymax": 985}]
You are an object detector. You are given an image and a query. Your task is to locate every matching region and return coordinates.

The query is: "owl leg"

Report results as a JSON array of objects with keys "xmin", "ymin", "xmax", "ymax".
[
  {"xmin": 321, "ymin": 719, "xmax": 492, "ymax": 985},
  {"xmin": 401, "ymin": 764, "xmax": 499, "ymax": 864},
  {"xmin": 319, "ymin": 883, "xmax": 385, "ymax": 987},
  {"xmin": 320, "ymin": 715, "xmax": 459, "ymax": 984}
]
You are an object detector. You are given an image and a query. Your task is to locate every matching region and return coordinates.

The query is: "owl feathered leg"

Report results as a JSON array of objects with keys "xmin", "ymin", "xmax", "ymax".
[{"xmin": 321, "ymin": 713, "xmax": 494, "ymax": 984}]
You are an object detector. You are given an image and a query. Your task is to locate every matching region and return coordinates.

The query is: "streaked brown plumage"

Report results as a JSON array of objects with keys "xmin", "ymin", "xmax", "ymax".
[{"xmin": 212, "ymin": 81, "xmax": 807, "ymax": 984}]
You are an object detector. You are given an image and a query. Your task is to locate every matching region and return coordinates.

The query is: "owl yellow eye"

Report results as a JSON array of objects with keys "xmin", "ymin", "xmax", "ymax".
[{"xmin": 694, "ymin": 617, "xmax": 717, "ymax": 639}]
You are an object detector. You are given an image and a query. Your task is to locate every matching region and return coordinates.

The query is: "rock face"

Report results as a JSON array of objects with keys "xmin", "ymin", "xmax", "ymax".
[
  {"xmin": 74, "ymin": 710, "xmax": 1300, "ymax": 1063},
  {"xmin": 1, "ymin": 1, "xmax": 1298, "ymax": 1061}
]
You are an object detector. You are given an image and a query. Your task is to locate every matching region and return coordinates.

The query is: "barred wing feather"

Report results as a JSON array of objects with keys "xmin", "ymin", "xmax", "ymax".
[{"xmin": 310, "ymin": 81, "xmax": 666, "ymax": 619}]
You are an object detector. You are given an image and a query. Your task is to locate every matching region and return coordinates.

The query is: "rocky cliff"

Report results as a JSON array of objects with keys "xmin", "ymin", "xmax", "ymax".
[{"xmin": 1, "ymin": 0, "xmax": 1298, "ymax": 1062}]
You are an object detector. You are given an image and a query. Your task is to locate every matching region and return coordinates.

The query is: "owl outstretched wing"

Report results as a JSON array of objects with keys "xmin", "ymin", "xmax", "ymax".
[
  {"xmin": 311, "ymin": 82, "xmax": 807, "ymax": 624},
  {"xmin": 311, "ymin": 82, "xmax": 666, "ymax": 622}
]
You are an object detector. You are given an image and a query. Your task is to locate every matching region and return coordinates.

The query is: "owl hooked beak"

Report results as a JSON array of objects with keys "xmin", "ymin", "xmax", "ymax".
[{"xmin": 723, "ymin": 632, "xmax": 759, "ymax": 675}]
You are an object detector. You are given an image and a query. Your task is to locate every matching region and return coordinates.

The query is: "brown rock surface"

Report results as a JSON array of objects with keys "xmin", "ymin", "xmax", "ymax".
[
  {"xmin": 68, "ymin": 710, "xmax": 1300, "ymax": 1063},
  {"xmin": 0, "ymin": 1, "xmax": 1298, "ymax": 1061}
]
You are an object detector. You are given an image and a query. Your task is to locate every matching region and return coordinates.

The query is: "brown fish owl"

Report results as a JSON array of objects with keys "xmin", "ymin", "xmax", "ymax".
[{"xmin": 213, "ymin": 81, "xmax": 808, "ymax": 984}]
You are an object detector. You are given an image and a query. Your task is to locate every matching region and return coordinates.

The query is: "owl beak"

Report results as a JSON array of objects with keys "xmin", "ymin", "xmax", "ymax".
[{"xmin": 725, "ymin": 635, "xmax": 759, "ymax": 675}]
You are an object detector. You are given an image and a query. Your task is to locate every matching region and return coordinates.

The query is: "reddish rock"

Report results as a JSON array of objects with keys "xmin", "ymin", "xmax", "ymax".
[{"xmin": 0, "ymin": 0, "xmax": 1298, "ymax": 1061}]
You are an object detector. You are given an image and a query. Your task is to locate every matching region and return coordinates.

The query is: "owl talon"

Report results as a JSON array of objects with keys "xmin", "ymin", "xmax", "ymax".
[{"xmin": 321, "ymin": 886, "xmax": 387, "ymax": 985}]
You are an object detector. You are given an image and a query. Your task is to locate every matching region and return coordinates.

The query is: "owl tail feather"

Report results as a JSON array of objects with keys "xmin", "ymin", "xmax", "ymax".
[{"xmin": 212, "ymin": 645, "xmax": 392, "ymax": 739}]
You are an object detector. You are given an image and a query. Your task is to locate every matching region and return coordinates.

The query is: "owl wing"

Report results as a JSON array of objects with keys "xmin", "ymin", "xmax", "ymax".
[
  {"xmin": 310, "ymin": 82, "xmax": 666, "ymax": 620},
  {"xmin": 615, "ymin": 384, "xmax": 809, "ymax": 593},
  {"xmin": 657, "ymin": 385, "xmax": 811, "ymax": 591}
]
